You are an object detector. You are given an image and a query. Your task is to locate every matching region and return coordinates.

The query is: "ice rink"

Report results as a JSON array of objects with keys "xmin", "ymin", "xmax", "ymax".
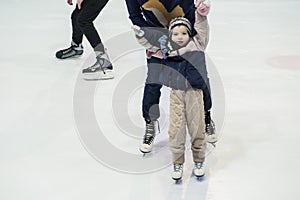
[{"xmin": 1, "ymin": 0, "xmax": 300, "ymax": 199}]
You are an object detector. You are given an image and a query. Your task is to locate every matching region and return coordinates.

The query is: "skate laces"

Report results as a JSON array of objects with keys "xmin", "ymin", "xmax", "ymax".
[
  {"xmin": 206, "ymin": 120, "xmax": 215, "ymax": 135},
  {"xmin": 87, "ymin": 56, "xmax": 111, "ymax": 73},
  {"xmin": 143, "ymin": 121, "xmax": 157, "ymax": 144},
  {"xmin": 174, "ymin": 164, "xmax": 183, "ymax": 172},
  {"xmin": 85, "ymin": 58, "xmax": 104, "ymax": 72},
  {"xmin": 194, "ymin": 162, "xmax": 203, "ymax": 169},
  {"xmin": 98, "ymin": 57, "xmax": 108, "ymax": 74}
]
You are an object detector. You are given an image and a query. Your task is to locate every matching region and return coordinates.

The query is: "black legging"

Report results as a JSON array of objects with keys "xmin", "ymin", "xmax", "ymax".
[{"xmin": 71, "ymin": 0, "xmax": 109, "ymax": 51}]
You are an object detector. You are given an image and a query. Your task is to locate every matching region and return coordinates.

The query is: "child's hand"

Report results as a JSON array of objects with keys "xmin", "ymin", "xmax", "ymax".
[
  {"xmin": 131, "ymin": 25, "xmax": 145, "ymax": 37},
  {"xmin": 196, "ymin": 0, "xmax": 211, "ymax": 16}
]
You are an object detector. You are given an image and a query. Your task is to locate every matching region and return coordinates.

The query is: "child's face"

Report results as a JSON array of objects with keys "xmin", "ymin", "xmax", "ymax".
[{"xmin": 171, "ymin": 26, "xmax": 190, "ymax": 47}]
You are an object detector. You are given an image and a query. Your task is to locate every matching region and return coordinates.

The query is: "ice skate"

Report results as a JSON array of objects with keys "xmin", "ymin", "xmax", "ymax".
[
  {"xmin": 172, "ymin": 164, "xmax": 183, "ymax": 180},
  {"xmin": 206, "ymin": 120, "xmax": 217, "ymax": 143},
  {"xmin": 56, "ymin": 41, "xmax": 83, "ymax": 59},
  {"xmin": 205, "ymin": 111, "xmax": 217, "ymax": 143},
  {"xmin": 82, "ymin": 50, "xmax": 114, "ymax": 80},
  {"xmin": 139, "ymin": 120, "xmax": 159, "ymax": 153},
  {"xmin": 193, "ymin": 162, "xmax": 205, "ymax": 177}
]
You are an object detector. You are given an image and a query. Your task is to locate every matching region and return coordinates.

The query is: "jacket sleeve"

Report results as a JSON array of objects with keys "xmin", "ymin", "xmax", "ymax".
[
  {"xmin": 182, "ymin": 0, "xmax": 196, "ymax": 35},
  {"xmin": 135, "ymin": 35, "xmax": 160, "ymax": 52},
  {"xmin": 135, "ymin": 28, "xmax": 166, "ymax": 52},
  {"xmin": 125, "ymin": 0, "xmax": 150, "ymax": 27},
  {"xmin": 143, "ymin": 28, "xmax": 167, "ymax": 46},
  {"xmin": 193, "ymin": 12, "xmax": 210, "ymax": 51}
]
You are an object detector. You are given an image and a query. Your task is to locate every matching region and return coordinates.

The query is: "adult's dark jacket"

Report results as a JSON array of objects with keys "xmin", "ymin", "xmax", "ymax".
[{"xmin": 125, "ymin": 0, "xmax": 195, "ymax": 30}]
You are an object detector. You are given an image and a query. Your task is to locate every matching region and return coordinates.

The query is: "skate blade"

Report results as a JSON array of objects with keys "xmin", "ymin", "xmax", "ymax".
[
  {"xmin": 139, "ymin": 148, "xmax": 152, "ymax": 154},
  {"xmin": 82, "ymin": 70, "xmax": 114, "ymax": 80},
  {"xmin": 173, "ymin": 177, "xmax": 182, "ymax": 184},
  {"xmin": 207, "ymin": 139, "xmax": 218, "ymax": 144},
  {"xmin": 207, "ymin": 140, "xmax": 217, "ymax": 148}
]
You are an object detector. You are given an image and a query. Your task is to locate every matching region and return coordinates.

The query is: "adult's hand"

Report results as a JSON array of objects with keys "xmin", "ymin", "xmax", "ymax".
[
  {"xmin": 67, "ymin": 0, "xmax": 73, "ymax": 6},
  {"xmin": 132, "ymin": 25, "xmax": 145, "ymax": 37},
  {"xmin": 196, "ymin": 0, "xmax": 211, "ymax": 16}
]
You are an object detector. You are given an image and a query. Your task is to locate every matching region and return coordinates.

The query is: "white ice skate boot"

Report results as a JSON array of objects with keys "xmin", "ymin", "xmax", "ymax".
[
  {"xmin": 139, "ymin": 120, "xmax": 159, "ymax": 153},
  {"xmin": 172, "ymin": 164, "xmax": 183, "ymax": 180},
  {"xmin": 193, "ymin": 162, "xmax": 205, "ymax": 177},
  {"xmin": 82, "ymin": 50, "xmax": 114, "ymax": 80}
]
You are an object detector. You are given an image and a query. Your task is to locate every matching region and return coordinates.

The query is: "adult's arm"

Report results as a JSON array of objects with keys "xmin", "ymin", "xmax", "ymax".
[{"xmin": 125, "ymin": 0, "xmax": 150, "ymax": 27}]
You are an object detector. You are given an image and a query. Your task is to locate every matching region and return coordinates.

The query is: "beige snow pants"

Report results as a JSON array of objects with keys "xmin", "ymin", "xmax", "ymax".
[{"xmin": 169, "ymin": 89, "xmax": 206, "ymax": 164}]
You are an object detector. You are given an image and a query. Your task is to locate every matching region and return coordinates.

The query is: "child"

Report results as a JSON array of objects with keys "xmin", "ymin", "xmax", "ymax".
[
  {"xmin": 132, "ymin": 4, "xmax": 211, "ymax": 179},
  {"xmin": 164, "ymin": 16, "xmax": 209, "ymax": 180}
]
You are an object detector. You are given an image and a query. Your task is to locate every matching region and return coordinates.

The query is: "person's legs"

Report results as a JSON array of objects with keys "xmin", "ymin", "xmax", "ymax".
[
  {"xmin": 203, "ymin": 78, "xmax": 217, "ymax": 143},
  {"xmin": 142, "ymin": 57, "xmax": 164, "ymax": 121},
  {"xmin": 169, "ymin": 90, "xmax": 187, "ymax": 164},
  {"xmin": 76, "ymin": 0, "xmax": 109, "ymax": 50},
  {"xmin": 169, "ymin": 90, "xmax": 187, "ymax": 180},
  {"xmin": 139, "ymin": 57, "xmax": 163, "ymax": 153},
  {"xmin": 186, "ymin": 89, "xmax": 206, "ymax": 177},
  {"xmin": 142, "ymin": 84, "xmax": 162, "ymax": 122},
  {"xmin": 77, "ymin": 0, "xmax": 113, "ymax": 79},
  {"xmin": 55, "ymin": 6, "xmax": 84, "ymax": 59},
  {"xmin": 186, "ymin": 89, "xmax": 206, "ymax": 163},
  {"xmin": 71, "ymin": 6, "xmax": 84, "ymax": 45},
  {"xmin": 203, "ymin": 80, "xmax": 212, "ymax": 113}
]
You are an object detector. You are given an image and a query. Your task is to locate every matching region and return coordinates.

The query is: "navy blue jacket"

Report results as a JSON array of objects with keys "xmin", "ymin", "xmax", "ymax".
[
  {"xmin": 137, "ymin": 29, "xmax": 209, "ymax": 93},
  {"xmin": 160, "ymin": 51, "xmax": 207, "ymax": 89},
  {"xmin": 159, "ymin": 51, "xmax": 212, "ymax": 111}
]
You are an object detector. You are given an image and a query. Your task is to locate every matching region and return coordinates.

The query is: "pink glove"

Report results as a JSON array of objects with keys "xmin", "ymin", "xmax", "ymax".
[{"xmin": 196, "ymin": 0, "xmax": 211, "ymax": 16}]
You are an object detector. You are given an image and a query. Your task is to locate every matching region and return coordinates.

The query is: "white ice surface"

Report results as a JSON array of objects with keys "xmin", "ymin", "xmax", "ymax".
[{"xmin": 0, "ymin": 0, "xmax": 300, "ymax": 200}]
